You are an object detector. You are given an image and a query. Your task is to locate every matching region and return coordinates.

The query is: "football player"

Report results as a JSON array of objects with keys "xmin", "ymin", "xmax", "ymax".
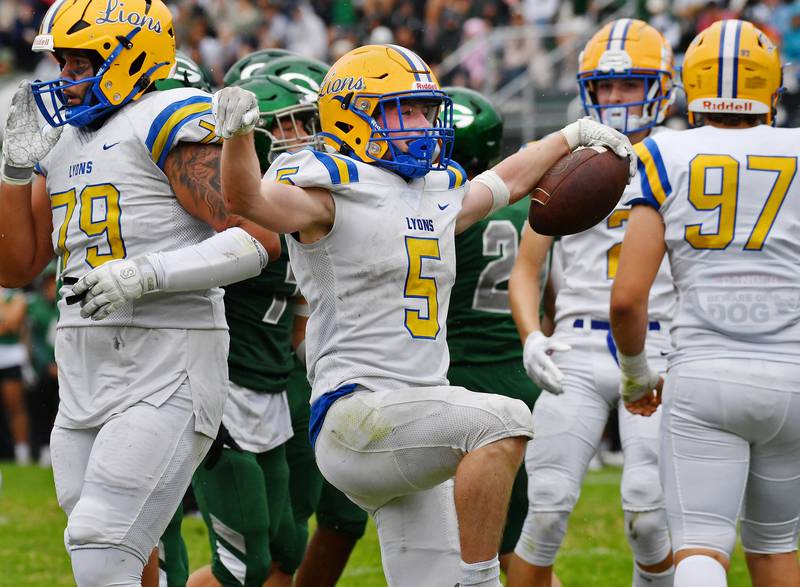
[
  {"xmin": 0, "ymin": 1, "xmax": 279, "ymax": 585},
  {"xmin": 0, "ymin": 286, "xmax": 29, "ymax": 465},
  {"xmin": 507, "ymin": 19, "xmax": 677, "ymax": 587},
  {"xmin": 610, "ymin": 19, "xmax": 800, "ymax": 587},
  {"xmin": 185, "ymin": 73, "xmax": 323, "ymax": 587},
  {"xmin": 293, "ymin": 86, "xmax": 543, "ymax": 587},
  {"xmin": 213, "ymin": 44, "xmax": 634, "ymax": 587}
]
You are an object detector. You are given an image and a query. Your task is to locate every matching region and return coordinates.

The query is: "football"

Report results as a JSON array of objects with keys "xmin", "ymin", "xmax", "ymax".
[{"xmin": 528, "ymin": 146, "xmax": 630, "ymax": 236}]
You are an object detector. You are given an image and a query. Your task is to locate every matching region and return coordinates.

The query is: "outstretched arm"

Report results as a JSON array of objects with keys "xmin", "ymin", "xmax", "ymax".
[{"xmin": 457, "ymin": 118, "xmax": 635, "ymax": 233}]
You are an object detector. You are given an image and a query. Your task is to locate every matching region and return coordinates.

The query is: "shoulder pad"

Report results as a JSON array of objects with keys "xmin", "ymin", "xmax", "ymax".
[
  {"xmin": 266, "ymin": 149, "xmax": 361, "ymax": 188},
  {"xmin": 631, "ymin": 136, "xmax": 672, "ymax": 209},
  {"xmin": 424, "ymin": 160, "xmax": 468, "ymax": 191},
  {"xmin": 131, "ymin": 88, "xmax": 220, "ymax": 170}
]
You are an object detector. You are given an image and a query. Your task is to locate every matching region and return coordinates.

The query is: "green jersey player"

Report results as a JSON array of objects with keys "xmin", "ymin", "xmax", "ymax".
[
  {"xmin": 186, "ymin": 72, "xmax": 323, "ymax": 587},
  {"xmin": 444, "ymin": 87, "xmax": 541, "ymax": 569}
]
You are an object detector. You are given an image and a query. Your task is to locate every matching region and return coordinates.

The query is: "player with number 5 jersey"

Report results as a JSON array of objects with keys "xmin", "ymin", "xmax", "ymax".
[
  {"xmin": 215, "ymin": 43, "xmax": 635, "ymax": 587},
  {"xmin": 611, "ymin": 19, "xmax": 800, "ymax": 587}
]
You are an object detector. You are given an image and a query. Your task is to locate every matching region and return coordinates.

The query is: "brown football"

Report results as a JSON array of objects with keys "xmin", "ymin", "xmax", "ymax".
[{"xmin": 528, "ymin": 146, "xmax": 629, "ymax": 236}]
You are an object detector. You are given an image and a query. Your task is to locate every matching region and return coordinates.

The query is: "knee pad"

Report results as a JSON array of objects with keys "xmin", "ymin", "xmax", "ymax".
[
  {"xmin": 620, "ymin": 459, "xmax": 664, "ymax": 512},
  {"xmin": 66, "ymin": 497, "xmax": 108, "ymax": 550},
  {"xmin": 71, "ymin": 546, "xmax": 144, "ymax": 587},
  {"xmin": 515, "ymin": 510, "xmax": 569, "ymax": 567},
  {"xmin": 624, "ymin": 509, "xmax": 672, "ymax": 566}
]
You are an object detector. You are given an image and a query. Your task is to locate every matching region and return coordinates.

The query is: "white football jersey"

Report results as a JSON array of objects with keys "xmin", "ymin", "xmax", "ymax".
[
  {"xmin": 554, "ymin": 128, "xmax": 676, "ymax": 326},
  {"xmin": 38, "ymin": 88, "xmax": 226, "ymax": 329},
  {"xmin": 631, "ymin": 124, "xmax": 800, "ymax": 366},
  {"xmin": 266, "ymin": 149, "xmax": 469, "ymax": 403}
]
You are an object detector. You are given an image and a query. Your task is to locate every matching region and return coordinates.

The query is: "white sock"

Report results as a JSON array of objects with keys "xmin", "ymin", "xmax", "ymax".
[
  {"xmin": 634, "ymin": 563, "xmax": 675, "ymax": 586},
  {"xmin": 15, "ymin": 442, "xmax": 31, "ymax": 465},
  {"xmin": 459, "ymin": 557, "xmax": 501, "ymax": 587},
  {"xmin": 675, "ymin": 555, "xmax": 726, "ymax": 587},
  {"xmin": 38, "ymin": 446, "xmax": 52, "ymax": 468}
]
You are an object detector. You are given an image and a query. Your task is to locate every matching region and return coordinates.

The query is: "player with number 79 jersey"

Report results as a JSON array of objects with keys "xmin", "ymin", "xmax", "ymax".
[{"xmin": 610, "ymin": 19, "xmax": 800, "ymax": 587}]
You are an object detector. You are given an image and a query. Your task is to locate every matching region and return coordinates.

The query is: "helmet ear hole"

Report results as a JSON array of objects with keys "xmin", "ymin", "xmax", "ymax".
[
  {"xmin": 129, "ymin": 52, "xmax": 146, "ymax": 76},
  {"xmin": 67, "ymin": 20, "xmax": 90, "ymax": 35},
  {"xmin": 336, "ymin": 121, "xmax": 353, "ymax": 134}
]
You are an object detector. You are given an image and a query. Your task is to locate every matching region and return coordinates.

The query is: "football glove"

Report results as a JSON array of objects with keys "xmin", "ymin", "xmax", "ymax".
[
  {"xmin": 1, "ymin": 80, "xmax": 63, "ymax": 185},
  {"xmin": 560, "ymin": 117, "xmax": 636, "ymax": 179},
  {"xmin": 618, "ymin": 349, "xmax": 660, "ymax": 404},
  {"xmin": 69, "ymin": 257, "xmax": 158, "ymax": 321},
  {"xmin": 522, "ymin": 331, "xmax": 572, "ymax": 395},
  {"xmin": 211, "ymin": 86, "xmax": 259, "ymax": 139}
]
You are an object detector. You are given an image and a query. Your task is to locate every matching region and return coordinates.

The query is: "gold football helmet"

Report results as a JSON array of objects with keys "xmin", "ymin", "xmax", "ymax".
[
  {"xmin": 317, "ymin": 44, "xmax": 454, "ymax": 179},
  {"xmin": 578, "ymin": 19, "xmax": 675, "ymax": 134},
  {"xmin": 682, "ymin": 19, "xmax": 782, "ymax": 125},
  {"xmin": 31, "ymin": 0, "xmax": 175, "ymax": 127}
]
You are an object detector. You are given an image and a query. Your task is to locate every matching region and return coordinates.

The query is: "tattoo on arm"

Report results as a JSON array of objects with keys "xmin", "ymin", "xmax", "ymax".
[{"xmin": 164, "ymin": 143, "xmax": 229, "ymax": 228}]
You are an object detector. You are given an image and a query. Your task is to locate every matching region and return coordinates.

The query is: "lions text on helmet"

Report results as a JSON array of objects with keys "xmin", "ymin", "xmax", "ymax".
[{"xmin": 30, "ymin": 0, "xmax": 175, "ymax": 127}]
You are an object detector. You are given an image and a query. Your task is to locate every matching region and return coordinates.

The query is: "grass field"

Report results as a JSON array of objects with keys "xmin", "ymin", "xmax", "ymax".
[{"xmin": 0, "ymin": 463, "xmax": 755, "ymax": 586}]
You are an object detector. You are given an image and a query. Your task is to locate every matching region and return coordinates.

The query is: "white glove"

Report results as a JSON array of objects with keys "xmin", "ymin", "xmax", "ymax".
[
  {"xmin": 618, "ymin": 349, "xmax": 660, "ymax": 403},
  {"xmin": 70, "ymin": 258, "xmax": 158, "ymax": 321},
  {"xmin": 523, "ymin": 331, "xmax": 572, "ymax": 395},
  {"xmin": 560, "ymin": 117, "xmax": 636, "ymax": 179},
  {"xmin": 1, "ymin": 80, "xmax": 62, "ymax": 185},
  {"xmin": 212, "ymin": 87, "xmax": 259, "ymax": 139}
]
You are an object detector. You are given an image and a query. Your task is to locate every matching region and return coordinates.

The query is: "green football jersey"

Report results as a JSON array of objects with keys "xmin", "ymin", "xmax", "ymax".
[
  {"xmin": 26, "ymin": 292, "xmax": 58, "ymax": 374},
  {"xmin": 447, "ymin": 198, "xmax": 529, "ymax": 364},
  {"xmin": 224, "ymin": 237, "xmax": 299, "ymax": 393},
  {"xmin": 0, "ymin": 289, "xmax": 23, "ymax": 346}
]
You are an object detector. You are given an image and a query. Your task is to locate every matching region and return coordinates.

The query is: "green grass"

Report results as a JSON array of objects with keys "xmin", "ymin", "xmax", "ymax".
[{"xmin": 0, "ymin": 464, "xmax": 753, "ymax": 586}]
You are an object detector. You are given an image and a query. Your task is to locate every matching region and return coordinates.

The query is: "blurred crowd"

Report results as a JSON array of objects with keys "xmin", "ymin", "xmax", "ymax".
[
  {"xmin": 0, "ymin": 267, "xmax": 58, "ymax": 466},
  {"xmin": 3, "ymin": 1, "xmax": 800, "ymax": 88}
]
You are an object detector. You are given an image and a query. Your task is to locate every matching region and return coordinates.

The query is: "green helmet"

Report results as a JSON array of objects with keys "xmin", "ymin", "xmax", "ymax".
[
  {"xmin": 230, "ymin": 76, "xmax": 323, "ymax": 173},
  {"xmin": 443, "ymin": 87, "xmax": 503, "ymax": 174},
  {"xmin": 155, "ymin": 51, "xmax": 214, "ymax": 92},
  {"xmin": 223, "ymin": 49, "xmax": 293, "ymax": 86},
  {"xmin": 255, "ymin": 55, "xmax": 330, "ymax": 102}
]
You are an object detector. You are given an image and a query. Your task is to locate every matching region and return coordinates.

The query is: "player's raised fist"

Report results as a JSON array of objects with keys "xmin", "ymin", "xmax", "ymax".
[
  {"xmin": 212, "ymin": 86, "xmax": 259, "ymax": 139},
  {"xmin": 1, "ymin": 80, "xmax": 63, "ymax": 185},
  {"xmin": 559, "ymin": 117, "xmax": 636, "ymax": 179}
]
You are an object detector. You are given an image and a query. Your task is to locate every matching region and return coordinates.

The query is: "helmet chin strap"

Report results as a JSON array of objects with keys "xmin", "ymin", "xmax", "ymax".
[
  {"xmin": 601, "ymin": 106, "xmax": 646, "ymax": 134},
  {"xmin": 381, "ymin": 136, "xmax": 438, "ymax": 179}
]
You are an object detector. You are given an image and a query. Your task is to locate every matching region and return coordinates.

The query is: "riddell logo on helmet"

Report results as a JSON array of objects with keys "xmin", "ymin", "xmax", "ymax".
[
  {"xmin": 702, "ymin": 100, "xmax": 753, "ymax": 112},
  {"xmin": 412, "ymin": 81, "xmax": 438, "ymax": 91}
]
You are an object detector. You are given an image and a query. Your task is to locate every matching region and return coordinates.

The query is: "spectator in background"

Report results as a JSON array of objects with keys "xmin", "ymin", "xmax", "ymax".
[
  {"xmin": 285, "ymin": 0, "xmax": 328, "ymax": 60},
  {"xmin": 460, "ymin": 17, "xmax": 491, "ymax": 90},
  {"xmin": 0, "ymin": 287, "xmax": 29, "ymax": 464},
  {"xmin": 646, "ymin": 0, "xmax": 682, "ymax": 50},
  {"xmin": 25, "ymin": 264, "xmax": 59, "ymax": 468}
]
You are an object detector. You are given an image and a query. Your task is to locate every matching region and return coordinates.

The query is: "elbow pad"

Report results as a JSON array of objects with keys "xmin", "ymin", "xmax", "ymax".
[{"xmin": 147, "ymin": 227, "xmax": 268, "ymax": 292}]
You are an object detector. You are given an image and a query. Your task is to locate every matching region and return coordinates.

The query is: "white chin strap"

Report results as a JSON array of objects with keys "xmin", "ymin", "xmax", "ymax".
[{"xmin": 601, "ymin": 106, "xmax": 647, "ymax": 134}]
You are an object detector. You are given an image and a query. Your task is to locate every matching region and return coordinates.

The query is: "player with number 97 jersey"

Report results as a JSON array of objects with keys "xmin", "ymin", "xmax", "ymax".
[{"xmin": 611, "ymin": 20, "xmax": 800, "ymax": 587}]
